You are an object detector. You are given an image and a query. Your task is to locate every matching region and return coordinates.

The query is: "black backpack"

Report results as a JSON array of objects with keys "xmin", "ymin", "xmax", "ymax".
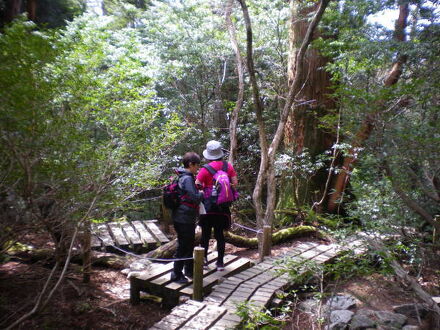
[
  {"xmin": 163, "ymin": 177, "xmax": 180, "ymax": 209},
  {"xmin": 163, "ymin": 172, "xmax": 199, "ymax": 210}
]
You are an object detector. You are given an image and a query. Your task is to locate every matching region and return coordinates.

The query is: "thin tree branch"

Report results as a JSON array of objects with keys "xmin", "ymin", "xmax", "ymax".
[
  {"xmin": 367, "ymin": 237, "xmax": 440, "ymax": 327},
  {"xmin": 382, "ymin": 160, "xmax": 440, "ymax": 232},
  {"xmin": 226, "ymin": 0, "xmax": 245, "ymax": 165},
  {"xmin": 328, "ymin": 2, "xmax": 410, "ymax": 212},
  {"xmin": 237, "ymin": 0, "xmax": 269, "ymax": 225}
]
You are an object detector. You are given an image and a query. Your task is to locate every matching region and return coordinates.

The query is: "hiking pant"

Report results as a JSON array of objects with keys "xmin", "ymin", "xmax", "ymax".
[
  {"xmin": 200, "ymin": 214, "xmax": 228, "ymax": 266},
  {"xmin": 173, "ymin": 222, "xmax": 195, "ymax": 277}
]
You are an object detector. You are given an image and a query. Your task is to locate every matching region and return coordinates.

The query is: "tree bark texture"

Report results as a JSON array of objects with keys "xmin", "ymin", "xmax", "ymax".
[
  {"xmin": 327, "ymin": 3, "xmax": 410, "ymax": 213},
  {"xmin": 226, "ymin": 225, "xmax": 318, "ymax": 248},
  {"xmin": 285, "ymin": 1, "xmax": 335, "ymax": 155},
  {"xmin": 3, "ymin": 0, "xmax": 23, "ymax": 24},
  {"xmin": 281, "ymin": 0, "xmax": 337, "ymax": 211},
  {"xmin": 239, "ymin": 0, "xmax": 331, "ymax": 228},
  {"xmin": 265, "ymin": 0, "xmax": 331, "ymax": 226},
  {"xmin": 26, "ymin": 0, "xmax": 36, "ymax": 21}
]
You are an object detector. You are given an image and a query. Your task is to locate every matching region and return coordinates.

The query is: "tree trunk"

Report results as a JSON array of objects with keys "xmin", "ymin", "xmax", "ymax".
[
  {"xmin": 238, "ymin": 0, "xmax": 331, "ymax": 228},
  {"xmin": 327, "ymin": 3, "xmax": 410, "ymax": 213},
  {"xmin": 4, "ymin": 0, "xmax": 23, "ymax": 24},
  {"xmin": 225, "ymin": 0, "xmax": 244, "ymax": 165},
  {"xmin": 238, "ymin": 0, "xmax": 269, "ymax": 228},
  {"xmin": 26, "ymin": 0, "xmax": 37, "ymax": 21},
  {"xmin": 280, "ymin": 0, "xmax": 336, "ymax": 212}
]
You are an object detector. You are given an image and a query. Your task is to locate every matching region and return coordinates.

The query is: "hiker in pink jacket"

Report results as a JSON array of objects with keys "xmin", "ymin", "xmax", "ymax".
[{"xmin": 196, "ymin": 140, "xmax": 238, "ymax": 271}]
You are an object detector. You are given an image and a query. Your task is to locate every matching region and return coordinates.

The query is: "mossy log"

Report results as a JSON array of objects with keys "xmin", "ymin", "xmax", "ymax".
[
  {"xmin": 9, "ymin": 248, "xmax": 131, "ymax": 270},
  {"xmin": 145, "ymin": 225, "xmax": 319, "ymax": 259},
  {"xmin": 273, "ymin": 209, "xmax": 299, "ymax": 216},
  {"xmin": 224, "ymin": 225, "xmax": 318, "ymax": 248},
  {"xmin": 145, "ymin": 232, "xmax": 202, "ymax": 259}
]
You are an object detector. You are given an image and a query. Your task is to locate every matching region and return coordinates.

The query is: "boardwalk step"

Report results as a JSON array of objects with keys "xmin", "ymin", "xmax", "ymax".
[
  {"xmin": 149, "ymin": 238, "xmax": 368, "ymax": 329},
  {"xmin": 91, "ymin": 219, "xmax": 169, "ymax": 253},
  {"xmin": 131, "ymin": 253, "xmax": 252, "ymax": 307}
]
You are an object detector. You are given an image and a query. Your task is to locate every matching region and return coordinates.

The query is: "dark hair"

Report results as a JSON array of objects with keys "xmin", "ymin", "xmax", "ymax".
[{"xmin": 183, "ymin": 152, "xmax": 201, "ymax": 168}]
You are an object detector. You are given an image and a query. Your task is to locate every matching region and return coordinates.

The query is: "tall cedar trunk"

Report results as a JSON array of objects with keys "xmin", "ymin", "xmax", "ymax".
[
  {"xmin": 280, "ymin": 0, "xmax": 336, "ymax": 214},
  {"xmin": 3, "ymin": 0, "xmax": 23, "ymax": 24},
  {"xmin": 239, "ymin": 0, "xmax": 331, "ymax": 230},
  {"xmin": 26, "ymin": 0, "xmax": 37, "ymax": 21},
  {"xmin": 327, "ymin": 3, "xmax": 409, "ymax": 213}
]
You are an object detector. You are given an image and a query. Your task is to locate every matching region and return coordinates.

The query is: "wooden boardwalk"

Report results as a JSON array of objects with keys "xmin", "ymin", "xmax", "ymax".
[
  {"xmin": 91, "ymin": 220, "xmax": 169, "ymax": 252},
  {"xmin": 149, "ymin": 238, "xmax": 364, "ymax": 329},
  {"xmin": 130, "ymin": 252, "xmax": 252, "ymax": 307}
]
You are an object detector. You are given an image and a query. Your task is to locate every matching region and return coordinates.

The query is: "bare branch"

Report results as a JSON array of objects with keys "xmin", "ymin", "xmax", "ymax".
[
  {"xmin": 382, "ymin": 160, "xmax": 440, "ymax": 232},
  {"xmin": 225, "ymin": 0, "xmax": 245, "ymax": 164}
]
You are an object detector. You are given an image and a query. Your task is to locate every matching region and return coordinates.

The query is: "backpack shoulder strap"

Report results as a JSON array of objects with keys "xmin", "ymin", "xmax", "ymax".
[
  {"xmin": 204, "ymin": 164, "xmax": 217, "ymax": 176},
  {"xmin": 222, "ymin": 161, "xmax": 228, "ymax": 172}
]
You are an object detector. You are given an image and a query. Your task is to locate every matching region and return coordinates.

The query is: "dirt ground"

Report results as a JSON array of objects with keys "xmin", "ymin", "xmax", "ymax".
[
  {"xmin": 0, "ymin": 237, "xmax": 302, "ymax": 329},
  {"xmin": 1, "ymin": 233, "xmax": 439, "ymax": 329}
]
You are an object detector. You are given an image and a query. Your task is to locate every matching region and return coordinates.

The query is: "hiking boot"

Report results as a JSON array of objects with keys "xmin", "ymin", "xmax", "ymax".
[
  {"xmin": 175, "ymin": 276, "xmax": 189, "ymax": 284},
  {"xmin": 170, "ymin": 272, "xmax": 188, "ymax": 284},
  {"xmin": 170, "ymin": 273, "xmax": 189, "ymax": 284},
  {"xmin": 184, "ymin": 270, "xmax": 193, "ymax": 278}
]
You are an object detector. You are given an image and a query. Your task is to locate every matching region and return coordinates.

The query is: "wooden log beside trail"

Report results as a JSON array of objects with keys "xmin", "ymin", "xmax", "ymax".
[
  {"xmin": 145, "ymin": 225, "xmax": 318, "ymax": 259},
  {"xmin": 226, "ymin": 225, "xmax": 319, "ymax": 248}
]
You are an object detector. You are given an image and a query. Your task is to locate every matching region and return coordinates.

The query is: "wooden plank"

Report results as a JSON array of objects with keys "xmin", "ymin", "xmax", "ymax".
[
  {"xmin": 180, "ymin": 257, "xmax": 251, "ymax": 296},
  {"xmin": 180, "ymin": 304, "xmax": 227, "ymax": 330},
  {"xmin": 143, "ymin": 220, "xmax": 170, "ymax": 243},
  {"xmin": 107, "ymin": 222, "xmax": 129, "ymax": 246},
  {"xmin": 132, "ymin": 251, "xmax": 219, "ymax": 282},
  {"xmin": 130, "ymin": 220, "xmax": 156, "ymax": 245},
  {"xmin": 147, "ymin": 239, "xmax": 365, "ymax": 328},
  {"xmin": 120, "ymin": 221, "xmax": 142, "ymax": 245},
  {"xmin": 158, "ymin": 255, "xmax": 239, "ymax": 288},
  {"xmin": 296, "ymin": 248, "xmax": 327, "ymax": 261},
  {"xmin": 134, "ymin": 262, "xmax": 172, "ymax": 281},
  {"xmin": 153, "ymin": 301, "xmax": 205, "ymax": 329},
  {"xmin": 93, "ymin": 223, "xmax": 114, "ymax": 246},
  {"xmin": 90, "ymin": 234, "xmax": 102, "ymax": 248}
]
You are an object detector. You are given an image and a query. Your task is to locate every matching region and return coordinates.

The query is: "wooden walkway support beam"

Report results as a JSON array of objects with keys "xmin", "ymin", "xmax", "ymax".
[
  {"xmin": 192, "ymin": 247, "xmax": 204, "ymax": 301},
  {"xmin": 258, "ymin": 225, "xmax": 272, "ymax": 262}
]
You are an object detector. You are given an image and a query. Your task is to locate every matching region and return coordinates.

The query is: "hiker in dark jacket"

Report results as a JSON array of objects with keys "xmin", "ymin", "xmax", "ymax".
[{"xmin": 171, "ymin": 152, "xmax": 204, "ymax": 283}]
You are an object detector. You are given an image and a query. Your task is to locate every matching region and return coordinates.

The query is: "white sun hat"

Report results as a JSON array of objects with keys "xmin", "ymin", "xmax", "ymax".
[{"xmin": 202, "ymin": 140, "xmax": 225, "ymax": 160}]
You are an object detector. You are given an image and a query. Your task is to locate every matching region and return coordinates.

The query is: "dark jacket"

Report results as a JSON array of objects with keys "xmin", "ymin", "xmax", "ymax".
[{"xmin": 172, "ymin": 169, "xmax": 204, "ymax": 224}]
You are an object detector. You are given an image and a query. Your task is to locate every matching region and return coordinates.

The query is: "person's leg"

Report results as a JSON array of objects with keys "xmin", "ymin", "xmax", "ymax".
[
  {"xmin": 212, "ymin": 215, "xmax": 226, "ymax": 269},
  {"xmin": 184, "ymin": 223, "xmax": 196, "ymax": 277},
  {"xmin": 200, "ymin": 215, "xmax": 212, "ymax": 260},
  {"xmin": 172, "ymin": 222, "xmax": 185, "ymax": 279}
]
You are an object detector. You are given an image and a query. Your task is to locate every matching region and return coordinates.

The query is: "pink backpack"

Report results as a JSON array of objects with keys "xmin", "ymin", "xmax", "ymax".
[{"xmin": 204, "ymin": 161, "xmax": 238, "ymax": 208}]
